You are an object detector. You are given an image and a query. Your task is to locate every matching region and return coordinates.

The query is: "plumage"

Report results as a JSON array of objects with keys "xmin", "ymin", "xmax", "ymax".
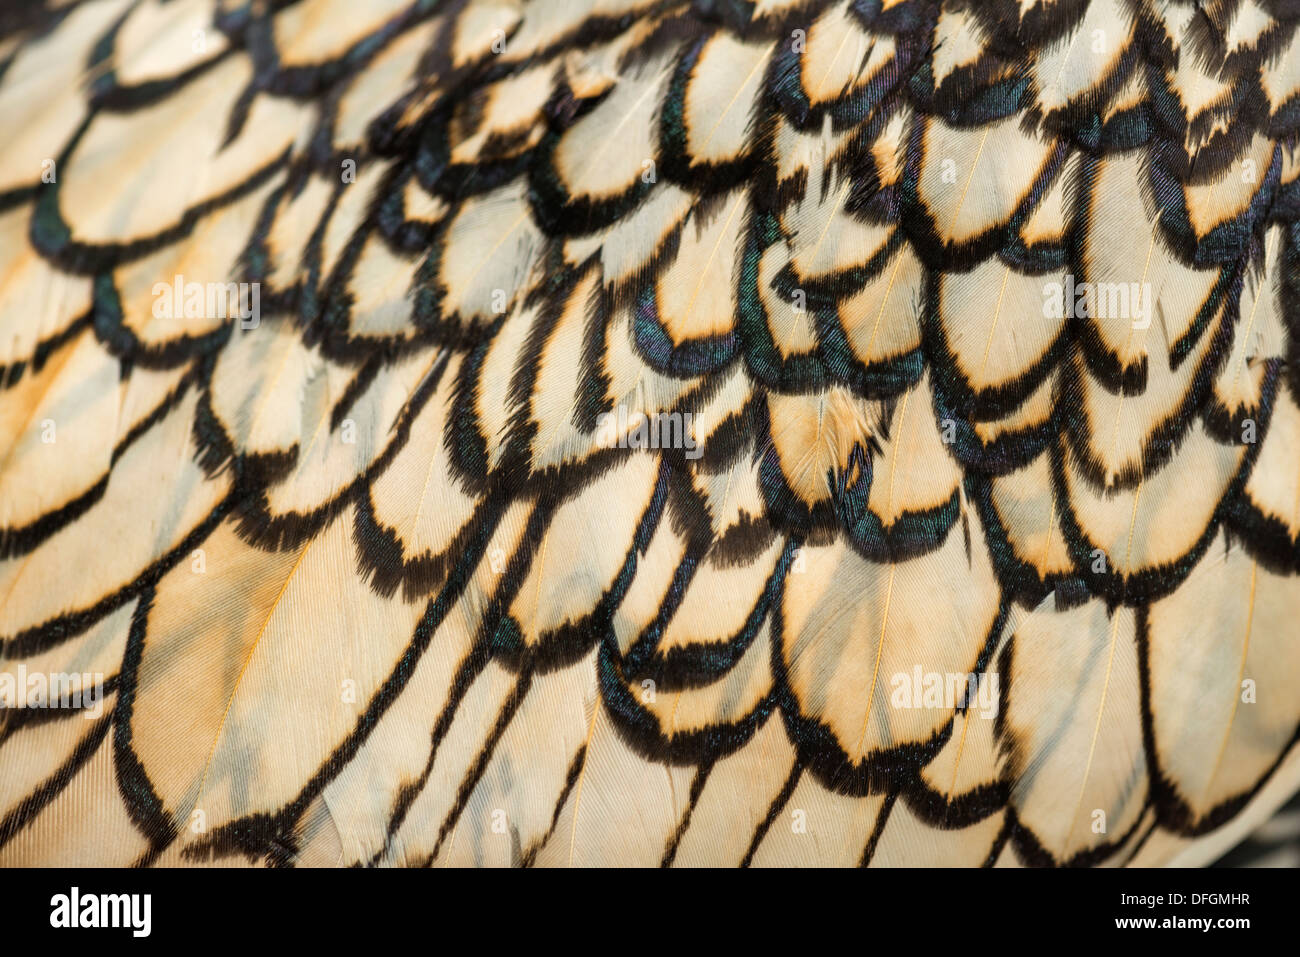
[{"xmin": 1, "ymin": 0, "xmax": 1300, "ymax": 869}]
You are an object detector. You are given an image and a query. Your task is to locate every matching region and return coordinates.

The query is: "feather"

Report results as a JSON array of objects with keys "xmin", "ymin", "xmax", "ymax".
[{"xmin": 1, "ymin": 0, "xmax": 1300, "ymax": 870}]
